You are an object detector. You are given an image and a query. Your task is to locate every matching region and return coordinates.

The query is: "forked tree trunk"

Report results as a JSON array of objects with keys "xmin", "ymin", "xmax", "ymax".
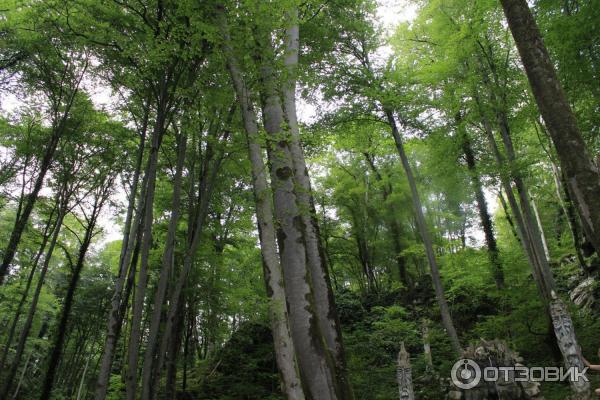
[
  {"xmin": 222, "ymin": 7, "xmax": 319, "ymax": 400},
  {"xmin": 280, "ymin": 11, "xmax": 354, "ymax": 398},
  {"xmin": 385, "ymin": 111, "xmax": 462, "ymax": 356},
  {"xmin": 220, "ymin": 17, "xmax": 305, "ymax": 399},
  {"xmin": 500, "ymin": 0, "xmax": 600, "ymax": 256}
]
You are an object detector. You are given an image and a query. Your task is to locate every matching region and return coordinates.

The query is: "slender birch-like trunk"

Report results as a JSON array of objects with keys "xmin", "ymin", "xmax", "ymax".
[{"xmin": 385, "ymin": 111, "xmax": 462, "ymax": 356}]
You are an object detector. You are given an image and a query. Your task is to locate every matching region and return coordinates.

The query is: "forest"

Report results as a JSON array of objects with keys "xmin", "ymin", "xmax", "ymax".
[{"xmin": 0, "ymin": 0, "xmax": 599, "ymax": 399}]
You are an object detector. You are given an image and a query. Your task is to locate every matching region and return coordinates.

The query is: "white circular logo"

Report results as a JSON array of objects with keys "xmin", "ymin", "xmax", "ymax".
[{"xmin": 451, "ymin": 359, "xmax": 481, "ymax": 389}]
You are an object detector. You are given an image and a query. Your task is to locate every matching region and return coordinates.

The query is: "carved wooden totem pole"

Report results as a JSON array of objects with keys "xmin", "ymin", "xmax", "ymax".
[
  {"xmin": 549, "ymin": 293, "xmax": 592, "ymax": 399},
  {"xmin": 397, "ymin": 342, "xmax": 415, "ymax": 400}
]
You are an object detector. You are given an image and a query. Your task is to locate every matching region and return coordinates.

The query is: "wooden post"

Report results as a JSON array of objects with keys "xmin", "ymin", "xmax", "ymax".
[
  {"xmin": 549, "ymin": 293, "xmax": 592, "ymax": 398},
  {"xmin": 422, "ymin": 321, "xmax": 432, "ymax": 367},
  {"xmin": 397, "ymin": 342, "xmax": 415, "ymax": 400}
]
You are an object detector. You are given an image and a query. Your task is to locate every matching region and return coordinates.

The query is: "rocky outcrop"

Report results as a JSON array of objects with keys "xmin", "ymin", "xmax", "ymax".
[{"xmin": 447, "ymin": 339, "xmax": 544, "ymax": 400}]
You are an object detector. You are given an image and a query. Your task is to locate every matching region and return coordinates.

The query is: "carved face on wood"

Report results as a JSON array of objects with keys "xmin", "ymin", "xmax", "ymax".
[{"xmin": 400, "ymin": 388, "xmax": 410, "ymax": 400}]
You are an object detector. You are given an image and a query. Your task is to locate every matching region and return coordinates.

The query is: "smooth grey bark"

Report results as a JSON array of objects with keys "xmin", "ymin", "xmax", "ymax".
[
  {"xmin": 500, "ymin": 0, "xmax": 600, "ymax": 256},
  {"xmin": 219, "ymin": 15, "xmax": 305, "ymax": 398},
  {"xmin": 262, "ymin": 94, "xmax": 339, "ymax": 399},
  {"xmin": 95, "ymin": 109, "xmax": 148, "ymax": 400},
  {"xmin": 140, "ymin": 130, "xmax": 187, "ymax": 400},
  {"xmin": 385, "ymin": 111, "xmax": 462, "ymax": 356},
  {"xmin": 530, "ymin": 193, "xmax": 550, "ymax": 261},
  {"xmin": 280, "ymin": 12, "xmax": 353, "ymax": 398},
  {"xmin": 254, "ymin": 49, "xmax": 345, "ymax": 397}
]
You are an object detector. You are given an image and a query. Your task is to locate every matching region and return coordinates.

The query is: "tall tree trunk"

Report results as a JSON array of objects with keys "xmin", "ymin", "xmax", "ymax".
[
  {"xmin": 496, "ymin": 112, "xmax": 556, "ymax": 297},
  {"xmin": 126, "ymin": 105, "xmax": 168, "ymax": 400},
  {"xmin": 164, "ymin": 293, "xmax": 185, "ymax": 400},
  {"xmin": 218, "ymin": 8, "xmax": 307, "ymax": 399},
  {"xmin": 95, "ymin": 111, "xmax": 148, "ymax": 400},
  {"xmin": 500, "ymin": 0, "xmax": 600, "ymax": 256},
  {"xmin": 530, "ymin": 193, "xmax": 550, "ymax": 261},
  {"xmin": 256, "ymin": 54, "xmax": 345, "ymax": 398},
  {"xmin": 140, "ymin": 130, "xmax": 187, "ymax": 400},
  {"xmin": 77, "ymin": 355, "xmax": 91, "ymax": 400},
  {"xmin": 280, "ymin": 10, "xmax": 354, "ymax": 397},
  {"xmin": 478, "ymin": 92, "xmax": 591, "ymax": 398},
  {"xmin": 458, "ymin": 121, "xmax": 504, "ymax": 289},
  {"xmin": 385, "ymin": 111, "xmax": 462, "ymax": 356},
  {"xmin": 149, "ymin": 137, "xmax": 224, "ymax": 400},
  {"xmin": 11, "ymin": 352, "xmax": 31, "ymax": 400},
  {"xmin": 40, "ymin": 184, "xmax": 110, "ymax": 400}
]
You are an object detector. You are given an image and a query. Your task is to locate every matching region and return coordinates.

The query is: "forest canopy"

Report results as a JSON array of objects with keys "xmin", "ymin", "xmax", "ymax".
[{"xmin": 0, "ymin": 0, "xmax": 599, "ymax": 399}]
